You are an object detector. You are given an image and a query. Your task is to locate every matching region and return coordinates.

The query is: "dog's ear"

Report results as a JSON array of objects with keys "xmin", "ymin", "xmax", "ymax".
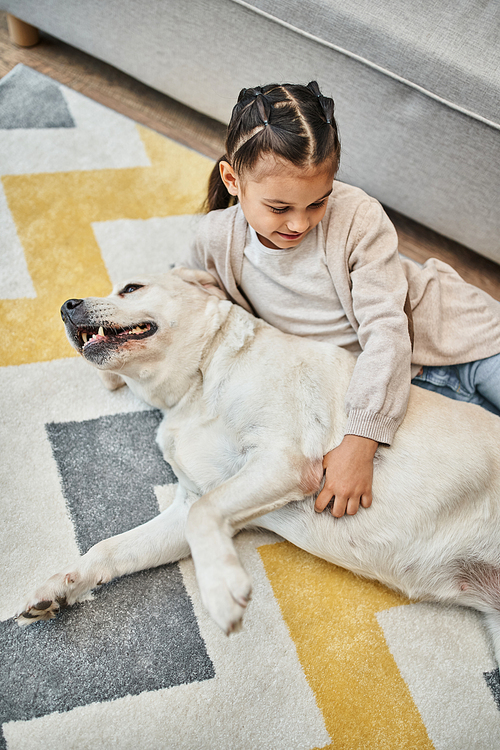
[{"xmin": 172, "ymin": 267, "xmax": 228, "ymax": 300}]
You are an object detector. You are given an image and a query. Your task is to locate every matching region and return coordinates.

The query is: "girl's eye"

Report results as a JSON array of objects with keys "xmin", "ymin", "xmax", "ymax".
[{"xmin": 268, "ymin": 199, "xmax": 326, "ymax": 214}]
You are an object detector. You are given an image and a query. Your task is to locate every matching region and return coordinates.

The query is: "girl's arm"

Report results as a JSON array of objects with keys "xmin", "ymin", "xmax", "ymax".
[
  {"xmin": 187, "ymin": 205, "xmax": 254, "ymax": 313},
  {"xmin": 317, "ymin": 197, "xmax": 412, "ymax": 517},
  {"xmin": 342, "ymin": 200, "xmax": 412, "ymax": 445}
]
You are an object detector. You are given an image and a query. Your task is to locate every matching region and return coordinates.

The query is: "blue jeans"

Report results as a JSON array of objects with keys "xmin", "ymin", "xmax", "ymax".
[{"xmin": 412, "ymin": 353, "xmax": 500, "ymax": 416}]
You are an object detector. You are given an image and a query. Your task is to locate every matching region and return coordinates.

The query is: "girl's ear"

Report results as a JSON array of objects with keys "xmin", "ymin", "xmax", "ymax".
[{"xmin": 219, "ymin": 161, "xmax": 240, "ymax": 197}]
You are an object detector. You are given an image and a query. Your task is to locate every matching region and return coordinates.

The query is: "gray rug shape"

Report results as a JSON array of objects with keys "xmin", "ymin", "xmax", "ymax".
[
  {"xmin": 45, "ymin": 410, "xmax": 176, "ymax": 553},
  {"xmin": 484, "ymin": 667, "xmax": 500, "ymax": 711},
  {"xmin": 0, "ymin": 65, "xmax": 75, "ymax": 130},
  {"xmin": 0, "ymin": 566, "xmax": 215, "ymax": 750},
  {"xmin": 0, "ymin": 409, "xmax": 214, "ymax": 748}
]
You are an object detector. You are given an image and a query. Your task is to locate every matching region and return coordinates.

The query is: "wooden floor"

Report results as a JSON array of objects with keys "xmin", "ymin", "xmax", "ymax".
[{"xmin": 2, "ymin": 10, "xmax": 500, "ymax": 300}]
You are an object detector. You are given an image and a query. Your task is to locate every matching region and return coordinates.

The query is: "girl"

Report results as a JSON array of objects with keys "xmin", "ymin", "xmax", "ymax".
[{"xmin": 189, "ymin": 81, "xmax": 500, "ymax": 518}]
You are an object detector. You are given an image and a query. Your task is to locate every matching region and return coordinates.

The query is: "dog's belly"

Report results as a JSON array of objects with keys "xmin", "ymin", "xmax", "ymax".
[
  {"xmin": 158, "ymin": 414, "xmax": 249, "ymax": 495},
  {"xmin": 258, "ymin": 485, "xmax": 500, "ymax": 605}
]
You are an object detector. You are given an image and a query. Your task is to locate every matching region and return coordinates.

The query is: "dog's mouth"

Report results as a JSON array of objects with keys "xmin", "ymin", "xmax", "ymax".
[{"xmin": 77, "ymin": 321, "xmax": 157, "ymax": 352}]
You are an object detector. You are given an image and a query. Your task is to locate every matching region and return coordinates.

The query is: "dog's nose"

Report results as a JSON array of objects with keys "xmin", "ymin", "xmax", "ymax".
[{"xmin": 61, "ymin": 298, "xmax": 83, "ymax": 321}]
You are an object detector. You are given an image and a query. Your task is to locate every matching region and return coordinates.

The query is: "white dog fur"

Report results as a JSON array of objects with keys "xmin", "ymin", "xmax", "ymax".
[{"xmin": 17, "ymin": 268, "xmax": 500, "ymax": 664}]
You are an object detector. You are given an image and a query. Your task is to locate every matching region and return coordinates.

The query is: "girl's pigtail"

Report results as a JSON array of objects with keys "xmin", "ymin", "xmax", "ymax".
[
  {"xmin": 307, "ymin": 80, "xmax": 334, "ymax": 125},
  {"xmin": 255, "ymin": 94, "xmax": 271, "ymax": 126},
  {"xmin": 204, "ymin": 156, "xmax": 234, "ymax": 212}
]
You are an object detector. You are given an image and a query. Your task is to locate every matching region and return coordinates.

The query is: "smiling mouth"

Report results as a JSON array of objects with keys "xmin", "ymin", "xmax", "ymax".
[
  {"xmin": 78, "ymin": 321, "xmax": 157, "ymax": 351},
  {"xmin": 277, "ymin": 231, "xmax": 304, "ymax": 240}
]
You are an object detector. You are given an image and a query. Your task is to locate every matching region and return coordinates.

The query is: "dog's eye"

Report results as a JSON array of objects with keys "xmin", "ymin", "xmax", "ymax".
[{"xmin": 120, "ymin": 284, "xmax": 144, "ymax": 295}]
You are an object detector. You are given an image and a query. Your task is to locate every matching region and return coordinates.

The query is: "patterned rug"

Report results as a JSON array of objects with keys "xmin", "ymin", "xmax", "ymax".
[{"xmin": 1, "ymin": 64, "xmax": 499, "ymax": 750}]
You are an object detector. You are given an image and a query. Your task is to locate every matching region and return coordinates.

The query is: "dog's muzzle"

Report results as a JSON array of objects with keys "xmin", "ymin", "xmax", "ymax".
[{"xmin": 61, "ymin": 298, "xmax": 157, "ymax": 358}]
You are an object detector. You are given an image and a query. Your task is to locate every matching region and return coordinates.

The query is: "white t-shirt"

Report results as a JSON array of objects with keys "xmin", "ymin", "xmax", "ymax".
[{"xmin": 240, "ymin": 224, "xmax": 361, "ymax": 354}]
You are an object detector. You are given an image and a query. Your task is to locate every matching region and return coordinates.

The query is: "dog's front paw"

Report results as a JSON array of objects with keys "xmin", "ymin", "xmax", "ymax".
[
  {"xmin": 16, "ymin": 570, "xmax": 93, "ymax": 627},
  {"xmin": 198, "ymin": 557, "xmax": 252, "ymax": 635},
  {"xmin": 16, "ymin": 596, "xmax": 68, "ymax": 626}
]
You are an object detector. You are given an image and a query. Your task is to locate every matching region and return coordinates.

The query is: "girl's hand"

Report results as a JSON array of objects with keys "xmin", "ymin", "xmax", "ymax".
[{"xmin": 314, "ymin": 435, "xmax": 378, "ymax": 517}]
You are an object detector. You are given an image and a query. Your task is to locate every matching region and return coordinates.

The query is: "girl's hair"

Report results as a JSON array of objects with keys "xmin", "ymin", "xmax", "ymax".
[{"xmin": 205, "ymin": 81, "xmax": 341, "ymax": 212}]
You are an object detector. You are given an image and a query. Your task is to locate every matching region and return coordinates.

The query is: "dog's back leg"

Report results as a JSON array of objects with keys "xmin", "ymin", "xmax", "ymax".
[{"xmin": 17, "ymin": 485, "xmax": 193, "ymax": 625}]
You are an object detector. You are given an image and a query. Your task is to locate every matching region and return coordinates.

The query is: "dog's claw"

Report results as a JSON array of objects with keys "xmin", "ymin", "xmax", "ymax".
[
  {"xmin": 226, "ymin": 618, "xmax": 244, "ymax": 636},
  {"xmin": 17, "ymin": 610, "xmax": 38, "ymax": 620}
]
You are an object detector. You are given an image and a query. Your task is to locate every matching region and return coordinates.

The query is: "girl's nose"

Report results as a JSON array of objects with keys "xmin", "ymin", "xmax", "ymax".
[{"xmin": 286, "ymin": 214, "xmax": 309, "ymax": 233}]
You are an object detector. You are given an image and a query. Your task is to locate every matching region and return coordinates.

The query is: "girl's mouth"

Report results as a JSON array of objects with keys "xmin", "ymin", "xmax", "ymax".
[{"xmin": 277, "ymin": 231, "xmax": 305, "ymax": 241}]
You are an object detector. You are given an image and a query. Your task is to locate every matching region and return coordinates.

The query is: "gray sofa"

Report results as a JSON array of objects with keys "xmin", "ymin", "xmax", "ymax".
[{"xmin": 4, "ymin": 0, "xmax": 500, "ymax": 263}]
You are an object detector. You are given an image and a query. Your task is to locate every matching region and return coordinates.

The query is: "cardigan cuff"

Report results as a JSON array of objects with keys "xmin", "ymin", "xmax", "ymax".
[{"xmin": 345, "ymin": 410, "xmax": 400, "ymax": 445}]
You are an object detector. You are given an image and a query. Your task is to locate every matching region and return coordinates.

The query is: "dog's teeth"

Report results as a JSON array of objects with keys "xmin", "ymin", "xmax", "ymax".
[
  {"xmin": 81, "ymin": 332, "xmax": 88, "ymax": 344},
  {"xmin": 98, "ymin": 326, "xmax": 104, "ymax": 336}
]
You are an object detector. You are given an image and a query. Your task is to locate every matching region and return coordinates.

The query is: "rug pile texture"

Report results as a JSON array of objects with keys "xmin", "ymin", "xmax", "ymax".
[{"xmin": 1, "ymin": 64, "xmax": 500, "ymax": 750}]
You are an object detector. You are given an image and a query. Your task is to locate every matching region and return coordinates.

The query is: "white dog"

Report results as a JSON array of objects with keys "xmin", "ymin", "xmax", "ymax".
[{"xmin": 17, "ymin": 268, "xmax": 500, "ymax": 665}]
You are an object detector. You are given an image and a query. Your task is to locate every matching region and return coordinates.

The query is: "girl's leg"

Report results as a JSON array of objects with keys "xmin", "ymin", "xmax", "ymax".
[
  {"xmin": 456, "ymin": 353, "xmax": 500, "ymax": 414},
  {"xmin": 412, "ymin": 354, "xmax": 500, "ymax": 416}
]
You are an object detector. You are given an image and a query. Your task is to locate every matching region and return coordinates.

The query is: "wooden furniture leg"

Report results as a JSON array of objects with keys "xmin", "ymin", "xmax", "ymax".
[{"xmin": 7, "ymin": 13, "xmax": 39, "ymax": 47}]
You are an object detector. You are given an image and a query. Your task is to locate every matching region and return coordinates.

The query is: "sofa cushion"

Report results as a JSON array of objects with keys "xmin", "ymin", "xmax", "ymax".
[
  {"xmin": 3, "ymin": 0, "xmax": 500, "ymax": 261},
  {"xmin": 242, "ymin": 0, "xmax": 500, "ymax": 127}
]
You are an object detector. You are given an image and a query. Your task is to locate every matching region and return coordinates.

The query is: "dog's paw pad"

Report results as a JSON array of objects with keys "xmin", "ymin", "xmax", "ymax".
[{"xmin": 16, "ymin": 599, "xmax": 60, "ymax": 626}]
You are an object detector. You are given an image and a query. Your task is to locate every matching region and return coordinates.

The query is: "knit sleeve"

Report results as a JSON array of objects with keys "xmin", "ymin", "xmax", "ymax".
[
  {"xmin": 185, "ymin": 210, "xmax": 231, "ymax": 293},
  {"xmin": 186, "ymin": 213, "xmax": 213, "ymax": 269},
  {"xmin": 343, "ymin": 199, "xmax": 412, "ymax": 444},
  {"xmin": 186, "ymin": 206, "xmax": 254, "ymax": 313}
]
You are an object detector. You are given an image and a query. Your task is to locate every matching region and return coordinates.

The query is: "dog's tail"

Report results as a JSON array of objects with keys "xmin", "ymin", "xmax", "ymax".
[
  {"xmin": 455, "ymin": 560, "xmax": 500, "ymax": 667},
  {"xmin": 456, "ymin": 561, "xmax": 500, "ymax": 610}
]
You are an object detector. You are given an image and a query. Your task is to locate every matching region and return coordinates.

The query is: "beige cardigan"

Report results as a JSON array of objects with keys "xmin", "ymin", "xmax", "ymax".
[{"xmin": 189, "ymin": 181, "xmax": 500, "ymax": 444}]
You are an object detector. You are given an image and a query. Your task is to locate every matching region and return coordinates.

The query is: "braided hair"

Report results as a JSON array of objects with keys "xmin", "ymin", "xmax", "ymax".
[{"xmin": 205, "ymin": 81, "xmax": 341, "ymax": 211}]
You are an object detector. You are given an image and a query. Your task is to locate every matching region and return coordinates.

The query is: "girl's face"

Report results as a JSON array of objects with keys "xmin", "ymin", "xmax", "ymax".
[{"xmin": 220, "ymin": 155, "xmax": 335, "ymax": 250}]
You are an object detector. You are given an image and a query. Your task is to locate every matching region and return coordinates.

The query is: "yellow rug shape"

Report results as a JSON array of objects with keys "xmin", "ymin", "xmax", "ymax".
[
  {"xmin": 0, "ymin": 128, "xmax": 212, "ymax": 366},
  {"xmin": 259, "ymin": 541, "xmax": 434, "ymax": 749}
]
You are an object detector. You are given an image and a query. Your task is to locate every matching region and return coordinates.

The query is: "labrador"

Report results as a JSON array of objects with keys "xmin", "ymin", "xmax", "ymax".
[{"xmin": 17, "ymin": 268, "xmax": 500, "ymax": 665}]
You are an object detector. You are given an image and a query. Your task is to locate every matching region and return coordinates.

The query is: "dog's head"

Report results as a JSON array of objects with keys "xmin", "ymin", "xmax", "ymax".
[{"xmin": 61, "ymin": 267, "xmax": 229, "ymax": 374}]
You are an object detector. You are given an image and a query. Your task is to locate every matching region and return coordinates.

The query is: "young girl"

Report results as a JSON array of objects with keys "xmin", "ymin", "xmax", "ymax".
[{"xmin": 189, "ymin": 81, "xmax": 500, "ymax": 518}]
